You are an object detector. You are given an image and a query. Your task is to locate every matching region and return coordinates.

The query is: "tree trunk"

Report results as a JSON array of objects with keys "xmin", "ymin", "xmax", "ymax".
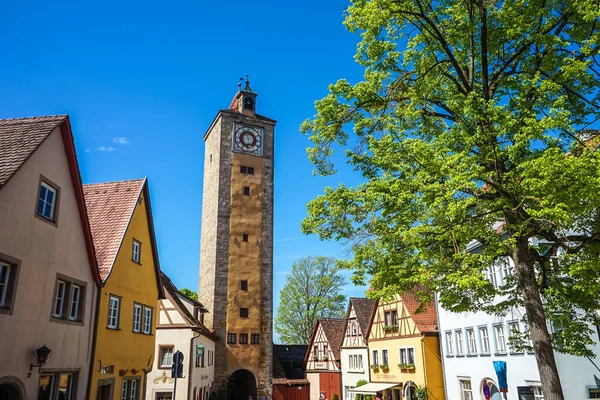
[{"xmin": 513, "ymin": 238, "xmax": 564, "ymax": 400}]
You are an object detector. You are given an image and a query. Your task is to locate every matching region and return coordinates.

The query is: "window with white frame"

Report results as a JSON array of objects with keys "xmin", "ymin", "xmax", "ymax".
[
  {"xmin": 133, "ymin": 304, "xmax": 142, "ymax": 333},
  {"xmin": 372, "ymin": 349, "xmax": 379, "ymax": 365},
  {"xmin": 508, "ymin": 321, "xmax": 521, "ymax": 352},
  {"xmin": 0, "ymin": 261, "xmax": 12, "ymax": 309},
  {"xmin": 459, "ymin": 378, "xmax": 473, "ymax": 400},
  {"xmin": 51, "ymin": 276, "xmax": 85, "ymax": 322},
  {"xmin": 501, "ymin": 258, "xmax": 515, "ymax": 285},
  {"xmin": 455, "ymin": 329, "xmax": 464, "ymax": 355},
  {"xmin": 53, "ymin": 280, "xmax": 66, "ymax": 318},
  {"xmin": 156, "ymin": 393, "xmax": 172, "ymax": 400},
  {"xmin": 38, "ymin": 371, "xmax": 76, "ymax": 400},
  {"xmin": 479, "ymin": 326, "xmax": 490, "ymax": 354},
  {"xmin": 484, "ymin": 264, "xmax": 499, "ymax": 289},
  {"xmin": 382, "ymin": 349, "xmax": 389, "ymax": 366},
  {"xmin": 159, "ymin": 346, "xmax": 174, "ymax": 368},
  {"xmin": 351, "ymin": 323, "xmax": 357, "ymax": 336},
  {"xmin": 132, "ymin": 240, "xmax": 141, "ymax": 263},
  {"xmin": 143, "ymin": 306, "xmax": 153, "ymax": 334},
  {"xmin": 466, "ymin": 328, "xmax": 477, "ymax": 355},
  {"xmin": 445, "ymin": 331, "xmax": 454, "ymax": 356},
  {"xmin": 588, "ymin": 387, "xmax": 600, "ymax": 399},
  {"xmin": 494, "ymin": 324, "xmax": 506, "ymax": 353},
  {"xmin": 399, "ymin": 347, "xmax": 415, "ymax": 366},
  {"xmin": 529, "ymin": 384, "xmax": 544, "ymax": 399},
  {"xmin": 358, "ymin": 354, "xmax": 363, "ymax": 369},
  {"xmin": 121, "ymin": 378, "xmax": 140, "ymax": 400},
  {"xmin": 37, "ymin": 181, "xmax": 58, "ymax": 222},
  {"xmin": 108, "ymin": 295, "xmax": 121, "ymax": 329}
]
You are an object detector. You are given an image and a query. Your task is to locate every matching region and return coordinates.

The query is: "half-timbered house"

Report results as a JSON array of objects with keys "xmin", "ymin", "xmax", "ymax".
[
  {"xmin": 340, "ymin": 298, "xmax": 376, "ymax": 400},
  {"xmin": 304, "ymin": 318, "xmax": 345, "ymax": 400},
  {"xmin": 351, "ymin": 292, "xmax": 444, "ymax": 400}
]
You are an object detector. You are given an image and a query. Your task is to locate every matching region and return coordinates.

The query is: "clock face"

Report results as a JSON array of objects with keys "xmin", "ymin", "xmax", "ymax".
[{"xmin": 233, "ymin": 124, "xmax": 263, "ymax": 156}]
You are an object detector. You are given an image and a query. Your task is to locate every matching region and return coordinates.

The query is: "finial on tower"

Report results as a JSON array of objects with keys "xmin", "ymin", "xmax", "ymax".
[{"xmin": 242, "ymin": 74, "xmax": 255, "ymax": 93}]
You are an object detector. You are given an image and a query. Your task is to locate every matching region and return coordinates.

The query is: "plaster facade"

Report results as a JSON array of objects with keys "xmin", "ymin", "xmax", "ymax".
[{"xmin": 0, "ymin": 125, "xmax": 98, "ymax": 399}]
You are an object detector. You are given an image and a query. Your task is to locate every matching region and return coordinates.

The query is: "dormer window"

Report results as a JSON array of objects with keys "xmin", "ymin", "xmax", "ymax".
[{"xmin": 244, "ymin": 97, "xmax": 254, "ymax": 111}]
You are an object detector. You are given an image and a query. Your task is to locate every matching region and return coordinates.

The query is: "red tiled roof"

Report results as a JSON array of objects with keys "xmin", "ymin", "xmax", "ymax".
[
  {"xmin": 400, "ymin": 288, "xmax": 438, "ymax": 334},
  {"xmin": 0, "ymin": 115, "xmax": 66, "ymax": 188},
  {"xmin": 83, "ymin": 179, "xmax": 145, "ymax": 280}
]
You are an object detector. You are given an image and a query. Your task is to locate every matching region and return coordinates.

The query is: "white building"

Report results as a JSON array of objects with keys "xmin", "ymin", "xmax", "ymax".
[
  {"xmin": 438, "ymin": 253, "xmax": 600, "ymax": 400},
  {"xmin": 340, "ymin": 298, "xmax": 376, "ymax": 400},
  {"xmin": 146, "ymin": 273, "xmax": 217, "ymax": 400}
]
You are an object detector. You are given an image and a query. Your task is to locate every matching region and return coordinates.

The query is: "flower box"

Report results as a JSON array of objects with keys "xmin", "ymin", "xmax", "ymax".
[
  {"xmin": 382, "ymin": 325, "xmax": 399, "ymax": 332},
  {"xmin": 398, "ymin": 363, "xmax": 416, "ymax": 370}
]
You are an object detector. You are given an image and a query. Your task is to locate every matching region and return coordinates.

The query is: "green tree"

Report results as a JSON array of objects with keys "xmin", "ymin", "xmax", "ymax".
[
  {"xmin": 179, "ymin": 288, "xmax": 198, "ymax": 301},
  {"xmin": 300, "ymin": 0, "xmax": 600, "ymax": 398},
  {"xmin": 275, "ymin": 256, "xmax": 347, "ymax": 344}
]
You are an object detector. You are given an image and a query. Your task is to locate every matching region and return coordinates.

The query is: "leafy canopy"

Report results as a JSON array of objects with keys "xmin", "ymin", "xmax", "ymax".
[
  {"xmin": 179, "ymin": 288, "xmax": 198, "ymax": 301},
  {"xmin": 301, "ymin": 0, "xmax": 600, "ymax": 358},
  {"xmin": 275, "ymin": 256, "xmax": 347, "ymax": 344}
]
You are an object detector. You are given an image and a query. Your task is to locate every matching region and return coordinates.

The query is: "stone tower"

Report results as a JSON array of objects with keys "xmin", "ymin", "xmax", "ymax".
[{"xmin": 198, "ymin": 78, "xmax": 275, "ymax": 400}]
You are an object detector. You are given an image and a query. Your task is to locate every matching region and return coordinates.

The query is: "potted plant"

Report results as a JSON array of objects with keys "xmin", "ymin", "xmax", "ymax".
[
  {"xmin": 313, "ymin": 355, "xmax": 318, "ymax": 361},
  {"xmin": 380, "ymin": 364, "xmax": 389, "ymax": 371},
  {"xmin": 370, "ymin": 364, "xmax": 379, "ymax": 371},
  {"xmin": 398, "ymin": 363, "xmax": 416, "ymax": 370},
  {"xmin": 323, "ymin": 355, "xmax": 329, "ymax": 361},
  {"xmin": 415, "ymin": 386, "xmax": 429, "ymax": 400}
]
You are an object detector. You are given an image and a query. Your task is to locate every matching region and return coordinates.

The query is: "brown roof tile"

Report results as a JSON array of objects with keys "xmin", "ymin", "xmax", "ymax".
[
  {"xmin": 319, "ymin": 318, "xmax": 346, "ymax": 360},
  {"xmin": 349, "ymin": 298, "xmax": 376, "ymax": 335},
  {"xmin": 83, "ymin": 179, "xmax": 145, "ymax": 280},
  {"xmin": 0, "ymin": 115, "xmax": 66, "ymax": 188},
  {"xmin": 400, "ymin": 288, "xmax": 438, "ymax": 334}
]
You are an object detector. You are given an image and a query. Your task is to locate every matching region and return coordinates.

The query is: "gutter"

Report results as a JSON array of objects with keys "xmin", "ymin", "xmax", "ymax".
[{"xmin": 85, "ymin": 283, "xmax": 102, "ymax": 400}]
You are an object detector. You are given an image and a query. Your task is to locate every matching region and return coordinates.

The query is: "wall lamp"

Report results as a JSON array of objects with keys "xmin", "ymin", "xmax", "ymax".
[{"xmin": 28, "ymin": 345, "xmax": 52, "ymax": 377}]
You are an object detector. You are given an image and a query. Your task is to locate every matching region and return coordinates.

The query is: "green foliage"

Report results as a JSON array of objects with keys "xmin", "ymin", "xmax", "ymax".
[
  {"xmin": 333, "ymin": 394, "xmax": 339, "ymax": 400},
  {"xmin": 398, "ymin": 363, "xmax": 415, "ymax": 369},
  {"xmin": 370, "ymin": 364, "xmax": 379, "ymax": 370},
  {"xmin": 415, "ymin": 387, "xmax": 429, "ymax": 400},
  {"xmin": 356, "ymin": 380, "xmax": 368, "ymax": 387},
  {"xmin": 275, "ymin": 256, "xmax": 347, "ymax": 344},
  {"xmin": 301, "ymin": 0, "xmax": 600, "ymax": 396},
  {"xmin": 179, "ymin": 288, "xmax": 198, "ymax": 301}
]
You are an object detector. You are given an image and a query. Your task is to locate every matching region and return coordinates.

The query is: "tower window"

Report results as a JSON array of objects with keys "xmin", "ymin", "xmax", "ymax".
[
  {"xmin": 227, "ymin": 333, "xmax": 236, "ymax": 344},
  {"xmin": 243, "ymin": 186, "xmax": 250, "ymax": 196},
  {"xmin": 241, "ymin": 280, "xmax": 248, "ymax": 291},
  {"xmin": 239, "ymin": 333, "xmax": 249, "ymax": 344},
  {"xmin": 251, "ymin": 334, "xmax": 260, "ymax": 344},
  {"xmin": 244, "ymin": 97, "xmax": 254, "ymax": 111},
  {"xmin": 240, "ymin": 308, "xmax": 249, "ymax": 318},
  {"xmin": 242, "ymin": 234, "xmax": 249, "ymax": 242},
  {"xmin": 240, "ymin": 166, "xmax": 254, "ymax": 175}
]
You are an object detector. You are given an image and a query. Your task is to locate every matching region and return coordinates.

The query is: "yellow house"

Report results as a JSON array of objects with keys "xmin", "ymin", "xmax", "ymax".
[
  {"xmin": 83, "ymin": 178, "xmax": 164, "ymax": 400},
  {"xmin": 362, "ymin": 292, "xmax": 444, "ymax": 400}
]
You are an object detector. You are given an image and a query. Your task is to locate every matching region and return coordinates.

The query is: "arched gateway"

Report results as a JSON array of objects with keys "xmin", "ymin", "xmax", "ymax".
[
  {"xmin": 0, "ymin": 382, "xmax": 24, "ymax": 400},
  {"xmin": 227, "ymin": 369, "xmax": 257, "ymax": 400}
]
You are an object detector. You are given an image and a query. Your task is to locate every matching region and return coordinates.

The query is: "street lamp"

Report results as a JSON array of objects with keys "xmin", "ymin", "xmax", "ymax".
[{"xmin": 28, "ymin": 345, "xmax": 52, "ymax": 377}]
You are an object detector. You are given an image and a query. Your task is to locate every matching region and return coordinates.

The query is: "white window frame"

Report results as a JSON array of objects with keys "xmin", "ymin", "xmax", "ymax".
[
  {"xmin": 381, "ymin": 348, "xmax": 389, "ymax": 366},
  {"xmin": 53, "ymin": 280, "xmax": 66, "ymax": 318},
  {"xmin": 0, "ymin": 261, "xmax": 11, "ymax": 308},
  {"xmin": 68, "ymin": 284, "xmax": 81, "ymax": 321},
  {"xmin": 398, "ymin": 346, "xmax": 415, "ymax": 365},
  {"xmin": 455, "ymin": 329, "xmax": 464, "ymax": 355},
  {"xmin": 159, "ymin": 346, "xmax": 174, "ymax": 368},
  {"xmin": 372, "ymin": 349, "xmax": 379, "ymax": 365},
  {"xmin": 132, "ymin": 240, "xmax": 141, "ymax": 263},
  {"xmin": 121, "ymin": 378, "xmax": 140, "ymax": 400},
  {"xmin": 133, "ymin": 303, "xmax": 142, "ymax": 333},
  {"xmin": 458, "ymin": 377, "xmax": 473, "ymax": 400},
  {"xmin": 143, "ymin": 306, "xmax": 152, "ymax": 334},
  {"xmin": 38, "ymin": 181, "xmax": 57, "ymax": 221},
  {"xmin": 501, "ymin": 258, "xmax": 515, "ymax": 285},
  {"xmin": 466, "ymin": 328, "xmax": 477, "ymax": 355},
  {"xmin": 479, "ymin": 326, "xmax": 490, "ymax": 354},
  {"xmin": 508, "ymin": 320, "xmax": 521, "ymax": 353},
  {"xmin": 494, "ymin": 324, "xmax": 506, "ymax": 353},
  {"xmin": 587, "ymin": 387, "xmax": 600, "ymax": 399},
  {"xmin": 445, "ymin": 331, "xmax": 454, "ymax": 356},
  {"xmin": 108, "ymin": 296, "xmax": 121, "ymax": 329},
  {"xmin": 352, "ymin": 323, "xmax": 357, "ymax": 336}
]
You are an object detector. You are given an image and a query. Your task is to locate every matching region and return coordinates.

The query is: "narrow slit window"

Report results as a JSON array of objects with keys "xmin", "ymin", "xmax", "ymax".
[
  {"xmin": 240, "ymin": 308, "xmax": 249, "ymax": 318},
  {"xmin": 242, "ymin": 234, "xmax": 249, "ymax": 242},
  {"xmin": 243, "ymin": 186, "xmax": 250, "ymax": 196}
]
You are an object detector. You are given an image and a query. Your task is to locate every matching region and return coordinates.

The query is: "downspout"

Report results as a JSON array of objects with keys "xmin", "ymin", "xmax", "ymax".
[
  {"xmin": 188, "ymin": 329, "xmax": 202, "ymax": 400},
  {"xmin": 434, "ymin": 293, "xmax": 449, "ymax": 400},
  {"xmin": 85, "ymin": 284, "xmax": 103, "ymax": 400}
]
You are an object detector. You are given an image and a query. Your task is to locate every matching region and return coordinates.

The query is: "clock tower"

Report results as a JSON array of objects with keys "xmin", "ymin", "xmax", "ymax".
[{"xmin": 198, "ymin": 77, "xmax": 275, "ymax": 400}]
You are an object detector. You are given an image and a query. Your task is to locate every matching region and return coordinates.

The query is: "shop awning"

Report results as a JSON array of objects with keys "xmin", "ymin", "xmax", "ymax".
[{"xmin": 349, "ymin": 383, "xmax": 401, "ymax": 394}]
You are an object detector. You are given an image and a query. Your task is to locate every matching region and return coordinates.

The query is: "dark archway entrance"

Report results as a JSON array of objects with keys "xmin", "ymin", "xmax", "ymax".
[
  {"xmin": 0, "ymin": 383, "xmax": 23, "ymax": 400},
  {"xmin": 227, "ymin": 369, "xmax": 257, "ymax": 400}
]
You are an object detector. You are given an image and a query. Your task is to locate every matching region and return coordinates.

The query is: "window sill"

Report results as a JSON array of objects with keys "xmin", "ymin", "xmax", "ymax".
[
  {"xmin": 50, "ymin": 317, "xmax": 84, "ymax": 326},
  {"xmin": 348, "ymin": 370, "xmax": 365, "ymax": 374},
  {"xmin": 35, "ymin": 213, "xmax": 58, "ymax": 227},
  {"xmin": 132, "ymin": 260, "xmax": 142, "ymax": 265},
  {"xmin": 466, "ymin": 354, "xmax": 478, "ymax": 358},
  {"xmin": 509, "ymin": 351, "xmax": 524, "ymax": 356},
  {"xmin": 455, "ymin": 354, "xmax": 465, "ymax": 357},
  {"xmin": 479, "ymin": 353, "xmax": 491, "ymax": 357},
  {"xmin": 0, "ymin": 306, "xmax": 13, "ymax": 315},
  {"xmin": 107, "ymin": 327, "xmax": 121, "ymax": 331},
  {"xmin": 494, "ymin": 352, "xmax": 507, "ymax": 356},
  {"xmin": 445, "ymin": 355, "xmax": 455, "ymax": 358}
]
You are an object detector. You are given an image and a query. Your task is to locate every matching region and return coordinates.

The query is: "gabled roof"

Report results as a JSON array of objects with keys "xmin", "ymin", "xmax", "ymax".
[
  {"xmin": 0, "ymin": 115, "xmax": 100, "ymax": 285},
  {"xmin": 304, "ymin": 318, "xmax": 345, "ymax": 364},
  {"xmin": 161, "ymin": 272, "xmax": 216, "ymax": 339},
  {"xmin": 400, "ymin": 290, "xmax": 438, "ymax": 334},
  {"xmin": 350, "ymin": 297, "xmax": 376, "ymax": 334},
  {"xmin": 83, "ymin": 178, "xmax": 164, "ymax": 297}
]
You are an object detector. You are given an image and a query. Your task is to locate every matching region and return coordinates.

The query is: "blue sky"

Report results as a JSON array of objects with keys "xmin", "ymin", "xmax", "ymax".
[{"xmin": 1, "ymin": 0, "xmax": 368, "ymax": 340}]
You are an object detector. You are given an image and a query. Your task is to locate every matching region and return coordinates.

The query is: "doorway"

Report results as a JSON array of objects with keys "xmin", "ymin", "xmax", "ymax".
[
  {"xmin": 0, "ymin": 383, "xmax": 23, "ymax": 400},
  {"xmin": 227, "ymin": 370, "xmax": 257, "ymax": 400},
  {"xmin": 97, "ymin": 382, "xmax": 113, "ymax": 400}
]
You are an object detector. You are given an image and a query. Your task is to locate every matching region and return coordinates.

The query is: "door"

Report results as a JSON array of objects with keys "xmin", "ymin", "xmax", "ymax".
[{"xmin": 97, "ymin": 384, "xmax": 112, "ymax": 400}]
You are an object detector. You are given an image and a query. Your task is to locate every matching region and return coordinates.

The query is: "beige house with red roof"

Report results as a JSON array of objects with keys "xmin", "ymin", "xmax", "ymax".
[
  {"xmin": 83, "ymin": 178, "xmax": 164, "ymax": 400},
  {"xmin": 304, "ymin": 318, "xmax": 345, "ymax": 400},
  {"xmin": 358, "ymin": 292, "xmax": 444, "ymax": 400},
  {"xmin": 0, "ymin": 115, "xmax": 100, "ymax": 400}
]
